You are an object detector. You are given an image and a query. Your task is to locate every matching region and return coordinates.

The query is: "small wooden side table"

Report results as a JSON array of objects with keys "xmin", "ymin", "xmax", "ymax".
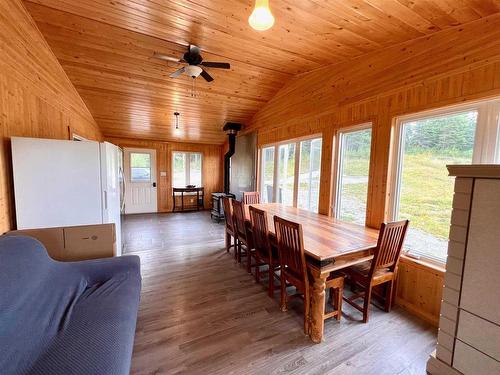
[{"xmin": 172, "ymin": 187, "xmax": 204, "ymax": 212}]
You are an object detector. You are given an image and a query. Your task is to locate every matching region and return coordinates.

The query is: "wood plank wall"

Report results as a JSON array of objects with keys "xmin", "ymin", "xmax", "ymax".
[
  {"xmin": 105, "ymin": 137, "xmax": 223, "ymax": 212},
  {"xmin": 0, "ymin": 0, "xmax": 102, "ymax": 233},
  {"xmin": 248, "ymin": 14, "xmax": 500, "ymax": 326}
]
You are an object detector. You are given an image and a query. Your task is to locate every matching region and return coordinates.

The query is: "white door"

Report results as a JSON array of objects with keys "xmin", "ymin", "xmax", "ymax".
[
  {"xmin": 123, "ymin": 148, "xmax": 157, "ymax": 214},
  {"xmin": 100, "ymin": 142, "xmax": 122, "ymax": 255}
]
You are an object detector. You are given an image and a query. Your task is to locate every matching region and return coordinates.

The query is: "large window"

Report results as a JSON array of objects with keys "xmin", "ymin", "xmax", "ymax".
[
  {"xmin": 333, "ymin": 124, "xmax": 372, "ymax": 224},
  {"xmin": 172, "ymin": 152, "xmax": 202, "ymax": 187},
  {"xmin": 297, "ymin": 138, "xmax": 322, "ymax": 212},
  {"xmin": 260, "ymin": 146, "xmax": 275, "ymax": 203},
  {"xmin": 392, "ymin": 99, "xmax": 500, "ymax": 264},
  {"xmin": 259, "ymin": 136, "xmax": 322, "ymax": 212},
  {"xmin": 277, "ymin": 143, "xmax": 296, "ymax": 206}
]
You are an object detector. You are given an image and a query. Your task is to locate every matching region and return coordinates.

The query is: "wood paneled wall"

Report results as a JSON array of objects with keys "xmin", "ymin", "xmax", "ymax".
[
  {"xmin": 396, "ymin": 258, "xmax": 444, "ymax": 326},
  {"xmin": 0, "ymin": 0, "xmax": 101, "ymax": 233},
  {"xmin": 249, "ymin": 14, "xmax": 500, "ymax": 326},
  {"xmin": 106, "ymin": 137, "xmax": 223, "ymax": 212}
]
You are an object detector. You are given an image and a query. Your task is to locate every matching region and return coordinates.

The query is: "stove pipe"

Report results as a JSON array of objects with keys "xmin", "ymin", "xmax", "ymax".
[{"xmin": 222, "ymin": 122, "xmax": 242, "ymax": 194}]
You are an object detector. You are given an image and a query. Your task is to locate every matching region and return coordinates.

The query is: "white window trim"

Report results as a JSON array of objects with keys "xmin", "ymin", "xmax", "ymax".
[
  {"xmin": 331, "ymin": 122, "xmax": 372, "ymax": 221},
  {"xmin": 172, "ymin": 151, "xmax": 203, "ymax": 187},
  {"xmin": 258, "ymin": 134, "xmax": 322, "ymax": 210},
  {"xmin": 389, "ymin": 97, "xmax": 500, "ymax": 265}
]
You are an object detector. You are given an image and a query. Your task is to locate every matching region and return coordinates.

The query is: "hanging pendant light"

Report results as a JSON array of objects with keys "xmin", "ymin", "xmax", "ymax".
[
  {"xmin": 174, "ymin": 112, "xmax": 180, "ymax": 130},
  {"xmin": 249, "ymin": 0, "xmax": 275, "ymax": 31}
]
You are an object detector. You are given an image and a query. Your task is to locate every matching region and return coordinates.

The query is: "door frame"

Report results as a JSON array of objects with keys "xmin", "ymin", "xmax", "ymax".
[{"xmin": 123, "ymin": 147, "xmax": 158, "ymax": 214}]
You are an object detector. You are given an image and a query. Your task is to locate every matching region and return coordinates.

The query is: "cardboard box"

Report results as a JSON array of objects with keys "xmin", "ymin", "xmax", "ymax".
[{"xmin": 7, "ymin": 223, "xmax": 116, "ymax": 261}]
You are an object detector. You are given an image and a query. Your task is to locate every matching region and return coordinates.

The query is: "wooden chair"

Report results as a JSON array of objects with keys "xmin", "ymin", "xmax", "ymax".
[
  {"xmin": 222, "ymin": 197, "xmax": 236, "ymax": 255},
  {"xmin": 274, "ymin": 216, "xmax": 345, "ymax": 334},
  {"xmin": 325, "ymin": 274, "xmax": 344, "ymax": 322},
  {"xmin": 249, "ymin": 206, "xmax": 280, "ymax": 298},
  {"xmin": 242, "ymin": 191, "xmax": 260, "ymax": 205},
  {"xmin": 231, "ymin": 199, "xmax": 253, "ymax": 271},
  {"xmin": 342, "ymin": 220, "xmax": 409, "ymax": 323}
]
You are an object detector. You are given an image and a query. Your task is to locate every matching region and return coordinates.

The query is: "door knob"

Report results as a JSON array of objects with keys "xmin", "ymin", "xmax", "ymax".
[{"xmin": 153, "ymin": 182, "xmax": 157, "ymax": 187}]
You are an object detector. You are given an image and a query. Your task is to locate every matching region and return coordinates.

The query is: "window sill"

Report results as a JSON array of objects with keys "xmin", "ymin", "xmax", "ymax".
[{"xmin": 400, "ymin": 254, "xmax": 446, "ymax": 275}]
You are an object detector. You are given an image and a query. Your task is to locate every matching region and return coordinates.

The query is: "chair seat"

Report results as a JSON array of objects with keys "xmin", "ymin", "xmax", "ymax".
[
  {"xmin": 257, "ymin": 247, "xmax": 279, "ymax": 264},
  {"xmin": 347, "ymin": 261, "xmax": 393, "ymax": 282}
]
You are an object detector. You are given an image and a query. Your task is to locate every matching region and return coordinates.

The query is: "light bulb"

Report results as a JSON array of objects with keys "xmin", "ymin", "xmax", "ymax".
[{"xmin": 248, "ymin": 0, "xmax": 275, "ymax": 31}]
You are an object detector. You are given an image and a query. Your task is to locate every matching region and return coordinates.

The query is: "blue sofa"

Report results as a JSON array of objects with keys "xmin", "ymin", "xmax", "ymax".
[{"xmin": 0, "ymin": 236, "xmax": 141, "ymax": 375}]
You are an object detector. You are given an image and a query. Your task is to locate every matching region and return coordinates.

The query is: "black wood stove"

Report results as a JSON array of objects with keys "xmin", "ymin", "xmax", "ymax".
[
  {"xmin": 211, "ymin": 192, "xmax": 235, "ymax": 222},
  {"xmin": 211, "ymin": 122, "xmax": 242, "ymax": 223}
]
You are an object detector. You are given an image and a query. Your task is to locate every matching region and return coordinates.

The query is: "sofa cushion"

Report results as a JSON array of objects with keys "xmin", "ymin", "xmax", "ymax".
[{"xmin": 0, "ymin": 236, "xmax": 141, "ymax": 375}]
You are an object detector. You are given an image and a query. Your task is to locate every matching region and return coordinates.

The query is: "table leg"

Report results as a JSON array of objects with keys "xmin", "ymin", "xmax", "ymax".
[{"xmin": 310, "ymin": 271, "xmax": 327, "ymax": 343}]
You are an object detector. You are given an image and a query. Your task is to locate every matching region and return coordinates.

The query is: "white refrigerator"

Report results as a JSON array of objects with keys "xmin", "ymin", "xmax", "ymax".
[{"xmin": 11, "ymin": 137, "xmax": 123, "ymax": 255}]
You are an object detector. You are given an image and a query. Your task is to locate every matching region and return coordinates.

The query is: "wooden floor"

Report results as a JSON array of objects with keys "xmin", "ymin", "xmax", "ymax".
[{"xmin": 123, "ymin": 211, "xmax": 436, "ymax": 375}]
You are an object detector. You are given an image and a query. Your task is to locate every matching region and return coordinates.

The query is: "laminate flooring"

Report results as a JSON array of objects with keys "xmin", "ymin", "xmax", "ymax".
[{"xmin": 123, "ymin": 211, "xmax": 436, "ymax": 375}]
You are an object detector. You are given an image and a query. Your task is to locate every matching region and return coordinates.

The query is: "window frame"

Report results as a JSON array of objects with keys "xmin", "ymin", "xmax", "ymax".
[
  {"xmin": 172, "ymin": 151, "xmax": 203, "ymax": 187},
  {"xmin": 130, "ymin": 151, "xmax": 152, "ymax": 183},
  {"xmin": 259, "ymin": 145, "xmax": 277, "ymax": 203},
  {"xmin": 258, "ymin": 134, "xmax": 322, "ymax": 211},
  {"xmin": 389, "ymin": 98, "xmax": 500, "ymax": 265},
  {"xmin": 331, "ymin": 122, "xmax": 373, "ymax": 223}
]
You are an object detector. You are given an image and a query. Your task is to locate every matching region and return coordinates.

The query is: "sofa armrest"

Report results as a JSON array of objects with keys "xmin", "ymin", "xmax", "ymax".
[{"xmin": 71, "ymin": 255, "xmax": 141, "ymax": 284}]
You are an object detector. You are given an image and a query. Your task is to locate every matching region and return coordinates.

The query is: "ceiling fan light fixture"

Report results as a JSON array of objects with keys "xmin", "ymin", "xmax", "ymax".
[
  {"xmin": 249, "ymin": 0, "xmax": 275, "ymax": 31},
  {"xmin": 185, "ymin": 65, "xmax": 203, "ymax": 78}
]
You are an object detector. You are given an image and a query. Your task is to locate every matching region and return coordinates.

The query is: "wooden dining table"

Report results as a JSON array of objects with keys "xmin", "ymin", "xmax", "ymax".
[{"xmin": 244, "ymin": 203, "xmax": 379, "ymax": 343}]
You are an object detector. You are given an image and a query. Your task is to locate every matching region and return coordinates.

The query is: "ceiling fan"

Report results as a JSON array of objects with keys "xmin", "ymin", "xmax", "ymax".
[{"xmin": 153, "ymin": 45, "xmax": 230, "ymax": 82}]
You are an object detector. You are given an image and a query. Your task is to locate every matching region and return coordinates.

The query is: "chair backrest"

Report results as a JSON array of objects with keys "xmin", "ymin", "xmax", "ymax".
[
  {"xmin": 371, "ymin": 220, "xmax": 409, "ymax": 274},
  {"xmin": 273, "ymin": 215, "xmax": 307, "ymax": 281},
  {"xmin": 231, "ymin": 199, "xmax": 247, "ymax": 238},
  {"xmin": 222, "ymin": 197, "xmax": 233, "ymax": 230},
  {"xmin": 242, "ymin": 191, "xmax": 260, "ymax": 205},
  {"xmin": 249, "ymin": 206, "xmax": 270, "ymax": 259}
]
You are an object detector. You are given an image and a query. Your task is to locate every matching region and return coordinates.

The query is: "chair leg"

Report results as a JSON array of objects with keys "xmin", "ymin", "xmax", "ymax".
[
  {"xmin": 280, "ymin": 274, "xmax": 287, "ymax": 312},
  {"xmin": 268, "ymin": 262, "xmax": 274, "ymax": 298},
  {"xmin": 255, "ymin": 255, "xmax": 260, "ymax": 283},
  {"xmin": 234, "ymin": 239, "xmax": 238, "ymax": 260},
  {"xmin": 246, "ymin": 248, "xmax": 252, "ymax": 273},
  {"xmin": 385, "ymin": 281, "xmax": 394, "ymax": 312},
  {"xmin": 237, "ymin": 240, "xmax": 241, "ymax": 263},
  {"xmin": 363, "ymin": 285, "xmax": 372, "ymax": 323},
  {"xmin": 225, "ymin": 232, "xmax": 230, "ymax": 252},
  {"xmin": 336, "ymin": 287, "xmax": 343, "ymax": 321},
  {"xmin": 304, "ymin": 290, "xmax": 311, "ymax": 335}
]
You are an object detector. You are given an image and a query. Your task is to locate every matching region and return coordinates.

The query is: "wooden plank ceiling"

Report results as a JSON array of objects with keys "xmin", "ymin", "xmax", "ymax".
[{"xmin": 24, "ymin": 0, "xmax": 500, "ymax": 145}]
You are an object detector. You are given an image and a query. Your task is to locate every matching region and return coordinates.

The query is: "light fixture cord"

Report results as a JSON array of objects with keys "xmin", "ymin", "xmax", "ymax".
[{"xmin": 191, "ymin": 77, "xmax": 196, "ymax": 98}]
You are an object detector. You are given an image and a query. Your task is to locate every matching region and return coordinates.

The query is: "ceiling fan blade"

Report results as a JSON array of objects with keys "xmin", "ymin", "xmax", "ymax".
[
  {"xmin": 200, "ymin": 69, "xmax": 214, "ymax": 82},
  {"xmin": 189, "ymin": 44, "xmax": 201, "ymax": 56},
  {"xmin": 170, "ymin": 67, "xmax": 186, "ymax": 78},
  {"xmin": 200, "ymin": 62, "xmax": 230, "ymax": 69},
  {"xmin": 153, "ymin": 53, "xmax": 182, "ymax": 63}
]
